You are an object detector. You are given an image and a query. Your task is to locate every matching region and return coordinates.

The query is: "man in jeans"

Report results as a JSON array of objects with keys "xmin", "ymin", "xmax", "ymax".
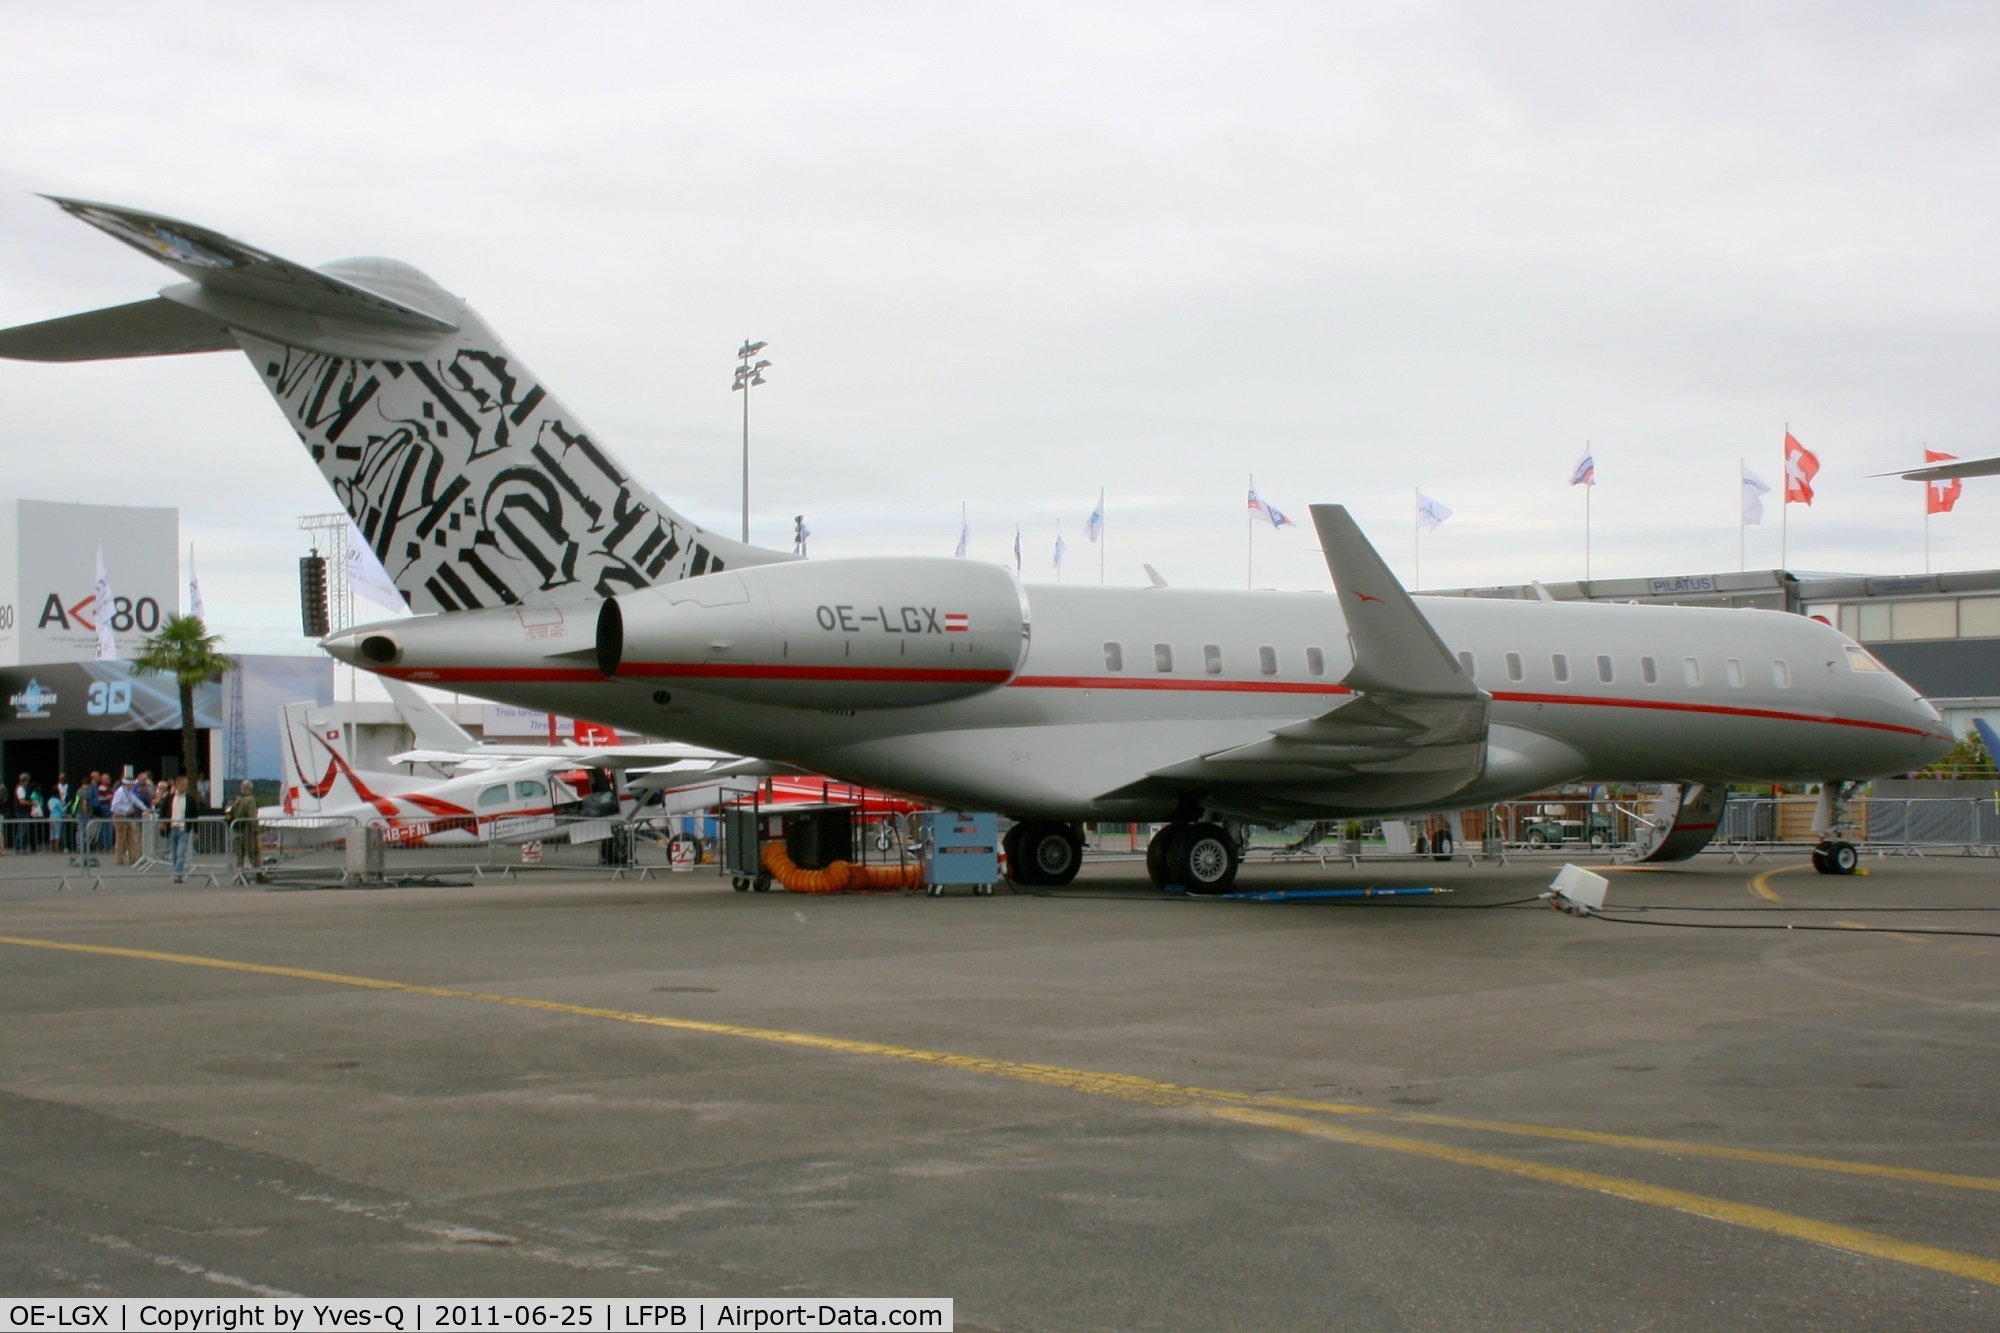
[{"xmin": 165, "ymin": 776, "xmax": 193, "ymax": 883}]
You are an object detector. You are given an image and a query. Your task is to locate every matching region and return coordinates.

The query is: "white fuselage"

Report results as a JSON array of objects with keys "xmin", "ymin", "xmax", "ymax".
[{"xmin": 329, "ymin": 578, "xmax": 1951, "ymax": 824}]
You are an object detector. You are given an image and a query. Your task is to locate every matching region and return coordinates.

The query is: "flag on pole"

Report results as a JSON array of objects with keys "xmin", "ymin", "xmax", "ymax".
[
  {"xmin": 1784, "ymin": 432, "xmax": 1819, "ymax": 504},
  {"xmin": 93, "ymin": 542, "xmax": 116, "ymax": 661},
  {"xmin": 792, "ymin": 515, "xmax": 811, "ymax": 557},
  {"xmin": 1924, "ymin": 450, "xmax": 1963, "ymax": 515},
  {"xmin": 1415, "ymin": 492, "xmax": 1453, "ymax": 533},
  {"xmin": 1570, "ymin": 450, "xmax": 1596, "ymax": 487},
  {"xmin": 1053, "ymin": 527, "xmax": 1068, "ymax": 576},
  {"xmin": 187, "ymin": 543, "xmax": 206, "ymax": 621},
  {"xmin": 1084, "ymin": 490, "xmax": 1104, "ymax": 543},
  {"xmin": 1013, "ymin": 525, "xmax": 1022, "ymax": 573},
  {"xmin": 1741, "ymin": 465, "xmax": 1773, "ymax": 525},
  {"xmin": 1247, "ymin": 487, "xmax": 1294, "ymax": 529},
  {"xmin": 347, "ymin": 520, "xmax": 405, "ymax": 613},
  {"xmin": 954, "ymin": 504, "xmax": 969, "ymax": 558}
]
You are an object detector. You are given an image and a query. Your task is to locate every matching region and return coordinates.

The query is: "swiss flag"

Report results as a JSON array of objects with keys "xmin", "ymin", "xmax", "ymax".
[
  {"xmin": 1784, "ymin": 432, "xmax": 1820, "ymax": 505},
  {"xmin": 1925, "ymin": 449, "xmax": 1963, "ymax": 515},
  {"xmin": 573, "ymin": 720, "xmax": 620, "ymax": 747}
]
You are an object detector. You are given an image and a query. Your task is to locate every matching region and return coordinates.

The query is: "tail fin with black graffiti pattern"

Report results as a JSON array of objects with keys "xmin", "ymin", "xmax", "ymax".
[{"xmin": 0, "ymin": 197, "xmax": 790, "ymax": 614}]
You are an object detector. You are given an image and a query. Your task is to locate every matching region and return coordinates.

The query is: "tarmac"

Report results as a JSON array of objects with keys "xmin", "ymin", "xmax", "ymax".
[{"xmin": 1, "ymin": 850, "xmax": 1997, "ymax": 1330}]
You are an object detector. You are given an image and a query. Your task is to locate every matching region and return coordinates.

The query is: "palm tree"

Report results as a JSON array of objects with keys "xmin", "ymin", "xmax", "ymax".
[{"xmin": 131, "ymin": 614, "xmax": 233, "ymax": 803}]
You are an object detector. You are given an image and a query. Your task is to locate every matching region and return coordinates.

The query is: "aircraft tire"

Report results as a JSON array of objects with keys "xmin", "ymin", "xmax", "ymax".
[
  {"xmin": 1432, "ymin": 829, "xmax": 1454, "ymax": 862},
  {"xmin": 1811, "ymin": 846, "xmax": 1831, "ymax": 874},
  {"xmin": 1827, "ymin": 841, "xmax": 1860, "ymax": 875},
  {"xmin": 1002, "ymin": 822, "xmax": 1035, "ymax": 885},
  {"xmin": 1016, "ymin": 820, "xmax": 1083, "ymax": 887},
  {"xmin": 1171, "ymin": 822, "xmax": 1239, "ymax": 894},
  {"xmin": 1146, "ymin": 825, "xmax": 1177, "ymax": 890}
]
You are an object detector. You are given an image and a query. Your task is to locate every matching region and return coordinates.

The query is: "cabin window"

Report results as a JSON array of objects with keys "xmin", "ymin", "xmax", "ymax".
[
  {"xmin": 1154, "ymin": 643, "xmax": 1174, "ymax": 672},
  {"xmin": 1258, "ymin": 645, "xmax": 1278, "ymax": 675},
  {"xmin": 1640, "ymin": 655, "xmax": 1658, "ymax": 685},
  {"xmin": 1306, "ymin": 647, "xmax": 1326, "ymax": 677},
  {"xmin": 1505, "ymin": 652, "xmax": 1524, "ymax": 682},
  {"xmin": 477, "ymin": 785, "xmax": 510, "ymax": 808},
  {"xmin": 1845, "ymin": 644, "xmax": 1891, "ymax": 673},
  {"xmin": 1596, "ymin": 654, "xmax": 1614, "ymax": 683},
  {"xmin": 1772, "ymin": 659, "xmax": 1791, "ymax": 689},
  {"xmin": 1551, "ymin": 653, "xmax": 1570, "ymax": 683},
  {"xmin": 1458, "ymin": 650, "xmax": 1476, "ymax": 679},
  {"xmin": 513, "ymin": 780, "xmax": 547, "ymax": 801},
  {"xmin": 1725, "ymin": 657, "xmax": 1745, "ymax": 688},
  {"xmin": 1203, "ymin": 644, "xmax": 1223, "ymax": 675},
  {"xmin": 1683, "ymin": 657, "xmax": 1703, "ymax": 687},
  {"xmin": 1103, "ymin": 641, "xmax": 1123, "ymax": 671}
]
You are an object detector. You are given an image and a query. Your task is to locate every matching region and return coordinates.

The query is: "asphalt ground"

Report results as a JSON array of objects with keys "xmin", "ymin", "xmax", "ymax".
[{"xmin": 1, "ymin": 851, "xmax": 1998, "ymax": 1330}]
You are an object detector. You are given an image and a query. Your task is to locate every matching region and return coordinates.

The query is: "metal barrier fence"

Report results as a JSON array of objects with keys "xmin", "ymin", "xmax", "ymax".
[{"xmin": 0, "ymin": 812, "xmax": 727, "ymax": 888}]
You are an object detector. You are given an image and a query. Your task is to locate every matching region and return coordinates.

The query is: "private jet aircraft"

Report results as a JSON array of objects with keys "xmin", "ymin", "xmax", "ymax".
[{"xmin": 0, "ymin": 198, "xmax": 1955, "ymax": 888}]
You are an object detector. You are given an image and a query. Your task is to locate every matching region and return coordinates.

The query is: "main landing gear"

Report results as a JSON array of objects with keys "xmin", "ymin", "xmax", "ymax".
[
  {"xmin": 1005, "ymin": 819, "xmax": 1085, "ymax": 887},
  {"xmin": 1146, "ymin": 822, "xmax": 1242, "ymax": 894}
]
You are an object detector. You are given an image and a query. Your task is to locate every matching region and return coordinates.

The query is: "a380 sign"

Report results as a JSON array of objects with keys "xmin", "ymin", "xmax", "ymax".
[{"xmin": 35, "ymin": 592, "xmax": 161, "ymax": 634}]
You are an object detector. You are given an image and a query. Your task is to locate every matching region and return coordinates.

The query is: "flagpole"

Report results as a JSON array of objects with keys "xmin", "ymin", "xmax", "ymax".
[
  {"xmin": 1738, "ymin": 459, "xmax": 1745, "ymax": 574},
  {"xmin": 1098, "ymin": 487, "xmax": 1105, "ymax": 585},
  {"xmin": 1780, "ymin": 424, "xmax": 1789, "ymax": 570},
  {"xmin": 1584, "ymin": 441, "xmax": 1592, "ymax": 583},
  {"xmin": 1413, "ymin": 486, "xmax": 1421, "ymax": 590},
  {"xmin": 1247, "ymin": 473, "xmax": 1254, "ymax": 590}
]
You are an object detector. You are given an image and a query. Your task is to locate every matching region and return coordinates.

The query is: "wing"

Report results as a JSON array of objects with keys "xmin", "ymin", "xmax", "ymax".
[{"xmin": 1107, "ymin": 504, "xmax": 1491, "ymax": 820}]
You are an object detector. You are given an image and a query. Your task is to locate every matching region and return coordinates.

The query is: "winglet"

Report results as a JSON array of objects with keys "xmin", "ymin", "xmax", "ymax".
[{"xmin": 1309, "ymin": 504, "xmax": 1481, "ymax": 699}]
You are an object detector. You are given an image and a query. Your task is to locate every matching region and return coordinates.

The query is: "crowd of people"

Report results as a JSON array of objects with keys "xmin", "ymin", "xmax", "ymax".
[{"xmin": 0, "ymin": 771, "xmax": 263, "ymax": 882}]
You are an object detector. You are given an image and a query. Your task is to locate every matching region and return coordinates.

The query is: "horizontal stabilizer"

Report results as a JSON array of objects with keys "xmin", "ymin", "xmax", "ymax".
[
  {"xmin": 44, "ymin": 197, "xmax": 456, "ymax": 334},
  {"xmin": 1873, "ymin": 455, "xmax": 2000, "ymax": 483},
  {"xmin": 0, "ymin": 296, "xmax": 235, "ymax": 361}
]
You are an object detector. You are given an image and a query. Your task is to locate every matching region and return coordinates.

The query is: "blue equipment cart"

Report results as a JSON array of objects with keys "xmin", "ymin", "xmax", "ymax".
[{"xmin": 919, "ymin": 811, "xmax": 999, "ymax": 896}]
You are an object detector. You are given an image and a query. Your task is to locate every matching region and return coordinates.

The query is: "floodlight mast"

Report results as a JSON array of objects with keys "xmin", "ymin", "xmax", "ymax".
[{"xmin": 732, "ymin": 340, "xmax": 771, "ymax": 544}]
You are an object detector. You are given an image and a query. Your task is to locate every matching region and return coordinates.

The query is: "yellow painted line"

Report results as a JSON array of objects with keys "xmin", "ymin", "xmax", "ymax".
[
  {"xmin": 0, "ymin": 934, "xmax": 1332, "ymax": 1112},
  {"xmin": 1209, "ymin": 1106, "xmax": 2000, "ymax": 1287},
  {"xmin": 1749, "ymin": 862, "xmax": 1810, "ymax": 903},
  {"xmin": 1380, "ymin": 1109, "xmax": 2000, "ymax": 1193},
  {"xmin": 1836, "ymin": 919, "xmax": 1930, "ymax": 944},
  {"xmin": 10, "ymin": 931, "xmax": 2000, "ymax": 1286}
]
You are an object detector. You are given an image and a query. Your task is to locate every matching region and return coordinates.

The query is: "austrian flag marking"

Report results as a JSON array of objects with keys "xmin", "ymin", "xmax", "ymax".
[{"xmin": 945, "ymin": 612, "xmax": 970, "ymax": 633}]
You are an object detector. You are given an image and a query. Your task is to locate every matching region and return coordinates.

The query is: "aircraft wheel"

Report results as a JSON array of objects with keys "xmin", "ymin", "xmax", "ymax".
[
  {"xmin": 1431, "ymin": 829, "xmax": 1454, "ymax": 862},
  {"xmin": 1002, "ymin": 822, "xmax": 1034, "ymax": 885},
  {"xmin": 1810, "ymin": 846, "xmax": 1831, "ymax": 874},
  {"xmin": 1171, "ymin": 822, "xmax": 1240, "ymax": 895},
  {"xmin": 1827, "ymin": 841, "xmax": 1860, "ymax": 875},
  {"xmin": 1146, "ymin": 825, "xmax": 1178, "ymax": 890},
  {"xmin": 1016, "ymin": 820, "xmax": 1084, "ymax": 887}
]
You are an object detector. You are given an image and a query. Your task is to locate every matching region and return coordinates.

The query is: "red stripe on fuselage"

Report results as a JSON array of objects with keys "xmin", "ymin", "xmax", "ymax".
[
  {"xmin": 619, "ymin": 662, "xmax": 1014, "ymax": 685},
  {"xmin": 1008, "ymin": 675, "xmax": 1351, "ymax": 695}
]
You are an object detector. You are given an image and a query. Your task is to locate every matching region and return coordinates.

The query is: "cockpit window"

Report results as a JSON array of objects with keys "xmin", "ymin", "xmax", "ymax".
[{"xmin": 1845, "ymin": 644, "xmax": 1891, "ymax": 673}]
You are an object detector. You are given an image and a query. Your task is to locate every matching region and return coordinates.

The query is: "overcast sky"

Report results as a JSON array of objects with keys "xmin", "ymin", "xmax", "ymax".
[{"xmin": 4, "ymin": 1, "xmax": 1999, "ymax": 655}]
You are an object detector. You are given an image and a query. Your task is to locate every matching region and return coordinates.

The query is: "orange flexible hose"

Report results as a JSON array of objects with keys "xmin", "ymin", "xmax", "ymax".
[{"xmin": 761, "ymin": 840, "xmax": 925, "ymax": 893}]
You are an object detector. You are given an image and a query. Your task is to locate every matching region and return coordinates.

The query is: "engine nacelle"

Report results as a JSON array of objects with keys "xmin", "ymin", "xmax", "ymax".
[{"xmin": 598, "ymin": 557, "xmax": 1029, "ymax": 709}]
